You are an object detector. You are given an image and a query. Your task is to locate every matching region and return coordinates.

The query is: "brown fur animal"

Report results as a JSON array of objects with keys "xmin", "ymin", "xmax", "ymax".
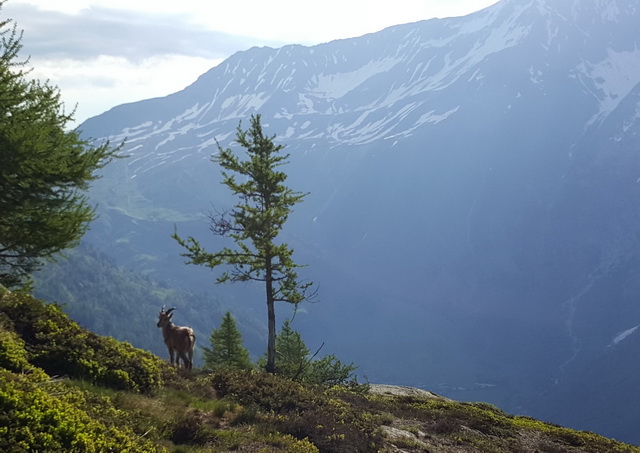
[{"xmin": 157, "ymin": 306, "xmax": 196, "ymax": 370}]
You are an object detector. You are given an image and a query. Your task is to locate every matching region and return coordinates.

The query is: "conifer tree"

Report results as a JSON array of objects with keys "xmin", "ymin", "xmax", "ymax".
[
  {"xmin": 264, "ymin": 320, "xmax": 358, "ymax": 385},
  {"xmin": 274, "ymin": 320, "xmax": 310, "ymax": 379},
  {"xmin": 173, "ymin": 114, "xmax": 314, "ymax": 373},
  {"xmin": 202, "ymin": 312, "xmax": 251, "ymax": 370},
  {"xmin": 0, "ymin": 9, "xmax": 117, "ymax": 288}
]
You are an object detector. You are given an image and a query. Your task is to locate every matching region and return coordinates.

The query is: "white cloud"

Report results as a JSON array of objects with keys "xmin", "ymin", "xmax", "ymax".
[
  {"xmin": 3, "ymin": 0, "xmax": 499, "ymax": 124},
  {"xmin": 31, "ymin": 54, "xmax": 219, "ymax": 123},
  {"xmin": 184, "ymin": 0, "xmax": 500, "ymax": 43},
  {"xmin": 8, "ymin": 0, "xmax": 500, "ymax": 46}
]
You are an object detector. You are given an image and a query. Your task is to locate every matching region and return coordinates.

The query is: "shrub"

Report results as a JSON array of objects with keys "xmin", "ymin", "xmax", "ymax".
[
  {"xmin": 260, "ymin": 321, "xmax": 359, "ymax": 386},
  {"xmin": 267, "ymin": 433, "xmax": 319, "ymax": 453},
  {"xmin": 0, "ymin": 370, "xmax": 163, "ymax": 452},
  {"xmin": 0, "ymin": 291, "xmax": 170, "ymax": 392},
  {"xmin": 209, "ymin": 369, "xmax": 381, "ymax": 452},
  {"xmin": 210, "ymin": 369, "xmax": 320, "ymax": 413},
  {"xmin": 0, "ymin": 317, "xmax": 48, "ymax": 381},
  {"xmin": 305, "ymin": 354, "xmax": 357, "ymax": 386}
]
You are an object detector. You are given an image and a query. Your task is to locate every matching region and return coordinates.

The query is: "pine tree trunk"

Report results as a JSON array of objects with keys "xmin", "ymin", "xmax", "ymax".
[{"xmin": 265, "ymin": 263, "xmax": 276, "ymax": 373}]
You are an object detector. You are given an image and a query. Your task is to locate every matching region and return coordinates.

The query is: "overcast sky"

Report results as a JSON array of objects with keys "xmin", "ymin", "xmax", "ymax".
[{"xmin": 3, "ymin": 0, "xmax": 499, "ymax": 125}]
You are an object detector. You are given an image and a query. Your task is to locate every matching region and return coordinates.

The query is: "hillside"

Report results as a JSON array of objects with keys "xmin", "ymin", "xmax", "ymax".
[{"xmin": 1, "ymin": 287, "xmax": 639, "ymax": 452}]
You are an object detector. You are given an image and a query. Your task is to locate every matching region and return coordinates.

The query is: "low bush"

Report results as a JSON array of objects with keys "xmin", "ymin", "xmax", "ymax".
[
  {"xmin": 0, "ymin": 369, "xmax": 163, "ymax": 452},
  {"xmin": 209, "ymin": 369, "xmax": 381, "ymax": 452},
  {"xmin": 0, "ymin": 291, "xmax": 170, "ymax": 392},
  {"xmin": 0, "ymin": 316, "xmax": 48, "ymax": 382}
]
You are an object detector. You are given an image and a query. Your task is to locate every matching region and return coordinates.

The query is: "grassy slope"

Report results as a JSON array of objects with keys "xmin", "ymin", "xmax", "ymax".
[{"xmin": 1, "ymin": 288, "xmax": 638, "ymax": 453}]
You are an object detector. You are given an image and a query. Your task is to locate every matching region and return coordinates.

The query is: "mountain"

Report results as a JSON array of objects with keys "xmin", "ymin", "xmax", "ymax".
[{"xmin": 72, "ymin": 0, "xmax": 640, "ymax": 444}]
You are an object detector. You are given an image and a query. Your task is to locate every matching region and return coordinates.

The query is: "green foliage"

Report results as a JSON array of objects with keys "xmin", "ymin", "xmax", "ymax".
[
  {"xmin": 263, "ymin": 320, "xmax": 358, "ymax": 386},
  {"xmin": 0, "ymin": 317, "xmax": 47, "ymax": 381},
  {"xmin": 269, "ymin": 434, "xmax": 320, "ymax": 453},
  {"xmin": 272, "ymin": 320, "xmax": 310, "ymax": 379},
  {"xmin": 0, "ymin": 291, "xmax": 169, "ymax": 392},
  {"xmin": 210, "ymin": 369, "xmax": 321, "ymax": 413},
  {"xmin": 0, "ymin": 370, "xmax": 162, "ymax": 452},
  {"xmin": 209, "ymin": 369, "xmax": 381, "ymax": 452},
  {"xmin": 203, "ymin": 311, "xmax": 252, "ymax": 370},
  {"xmin": 173, "ymin": 114, "xmax": 314, "ymax": 372},
  {"xmin": 0, "ymin": 10, "xmax": 119, "ymax": 289},
  {"xmin": 306, "ymin": 354, "xmax": 358, "ymax": 387}
]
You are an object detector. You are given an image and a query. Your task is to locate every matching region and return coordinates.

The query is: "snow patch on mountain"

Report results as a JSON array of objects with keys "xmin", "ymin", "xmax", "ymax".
[
  {"xmin": 610, "ymin": 325, "xmax": 639, "ymax": 347},
  {"xmin": 176, "ymin": 104, "xmax": 207, "ymax": 122},
  {"xmin": 219, "ymin": 93, "xmax": 270, "ymax": 120},
  {"xmin": 415, "ymin": 8, "xmax": 532, "ymax": 92},
  {"xmin": 417, "ymin": 107, "xmax": 460, "ymax": 126},
  {"xmin": 599, "ymin": 2, "xmax": 622, "ymax": 21},
  {"xmin": 591, "ymin": 0, "xmax": 638, "ymax": 22},
  {"xmin": 310, "ymin": 58, "xmax": 401, "ymax": 99},
  {"xmin": 578, "ymin": 47, "xmax": 640, "ymax": 126}
]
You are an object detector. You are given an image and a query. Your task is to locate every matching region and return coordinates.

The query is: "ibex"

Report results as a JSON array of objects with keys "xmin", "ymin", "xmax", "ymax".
[{"xmin": 157, "ymin": 306, "xmax": 196, "ymax": 371}]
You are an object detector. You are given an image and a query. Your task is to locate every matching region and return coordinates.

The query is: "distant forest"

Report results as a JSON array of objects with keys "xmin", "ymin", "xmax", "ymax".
[{"xmin": 33, "ymin": 244, "xmax": 267, "ymax": 364}]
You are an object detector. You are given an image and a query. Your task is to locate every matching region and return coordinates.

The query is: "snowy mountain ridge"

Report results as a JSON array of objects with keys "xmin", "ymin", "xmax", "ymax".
[{"xmin": 85, "ymin": 0, "xmax": 639, "ymax": 173}]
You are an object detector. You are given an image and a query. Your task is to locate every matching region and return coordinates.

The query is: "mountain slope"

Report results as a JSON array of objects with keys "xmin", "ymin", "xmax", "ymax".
[
  {"xmin": 74, "ymin": 0, "xmax": 640, "ymax": 443},
  {"xmin": 2, "ymin": 289, "xmax": 639, "ymax": 452}
]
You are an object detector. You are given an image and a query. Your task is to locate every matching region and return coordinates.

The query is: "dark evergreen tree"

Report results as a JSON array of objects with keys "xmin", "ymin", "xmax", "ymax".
[
  {"xmin": 202, "ymin": 311, "xmax": 251, "ymax": 370},
  {"xmin": 0, "ymin": 7, "xmax": 118, "ymax": 288},
  {"xmin": 173, "ymin": 114, "xmax": 314, "ymax": 372}
]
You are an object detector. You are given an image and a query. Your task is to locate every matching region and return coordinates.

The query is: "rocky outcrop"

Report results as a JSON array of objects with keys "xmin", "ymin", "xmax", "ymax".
[{"xmin": 369, "ymin": 384, "xmax": 450, "ymax": 400}]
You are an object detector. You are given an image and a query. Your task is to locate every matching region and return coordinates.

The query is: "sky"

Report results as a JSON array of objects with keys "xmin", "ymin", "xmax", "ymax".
[{"xmin": 3, "ymin": 0, "xmax": 499, "ymax": 125}]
